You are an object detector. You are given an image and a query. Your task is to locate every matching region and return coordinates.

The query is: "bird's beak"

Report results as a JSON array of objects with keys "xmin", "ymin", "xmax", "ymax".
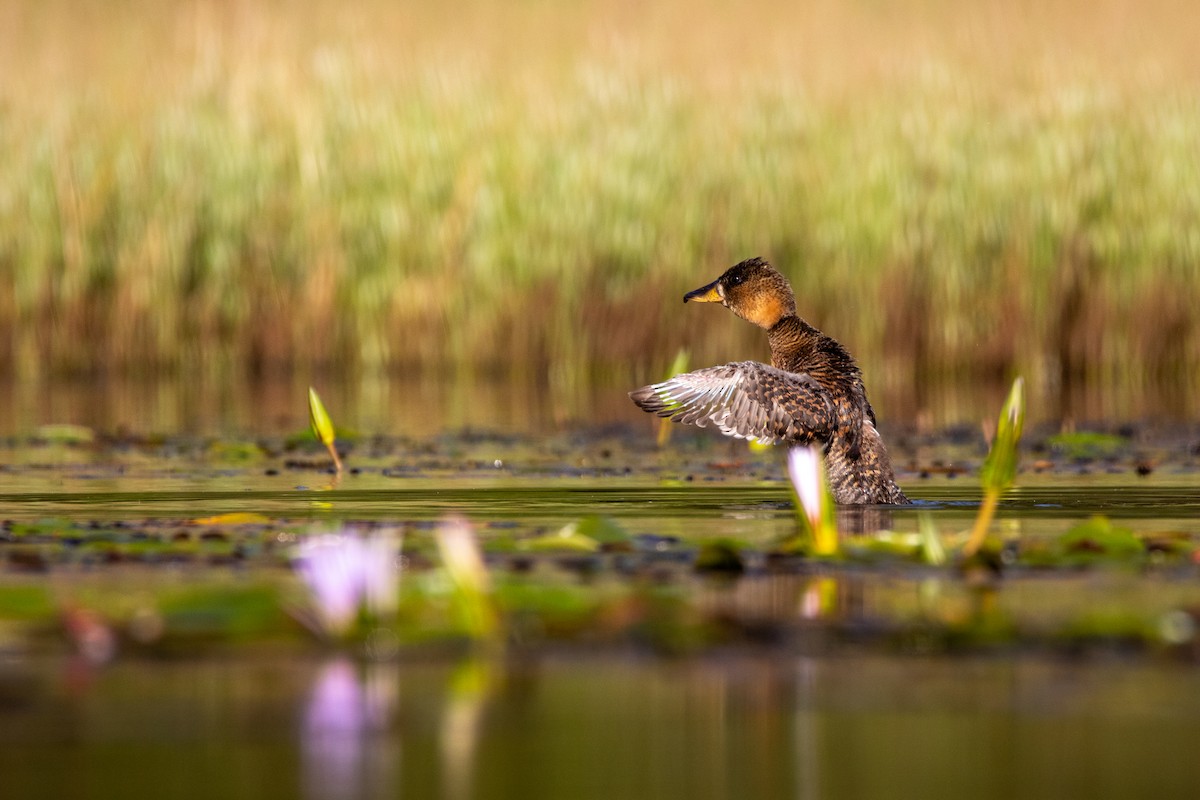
[{"xmin": 683, "ymin": 279, "xmax": 723, "ymax": 304}]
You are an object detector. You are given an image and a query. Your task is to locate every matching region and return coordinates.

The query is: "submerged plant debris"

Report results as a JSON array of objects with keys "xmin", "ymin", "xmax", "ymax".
[{"xmin": 1, "ymin": 421, "xmax": 1199, "ymax": 662}]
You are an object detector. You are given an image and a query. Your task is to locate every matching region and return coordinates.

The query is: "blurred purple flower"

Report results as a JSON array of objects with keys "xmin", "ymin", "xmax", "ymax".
[{"xmin": 295, "ymin": 528, "xmax": 401, "ymax": 635}]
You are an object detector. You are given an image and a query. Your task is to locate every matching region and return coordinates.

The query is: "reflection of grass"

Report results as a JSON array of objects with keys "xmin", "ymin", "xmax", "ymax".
[{"xmin": 3, "ymin": 1, "xmax": 1200, "ymax": 384}]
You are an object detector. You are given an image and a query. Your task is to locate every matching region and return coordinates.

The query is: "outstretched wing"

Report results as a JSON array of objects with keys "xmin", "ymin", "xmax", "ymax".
[{"xmin": 629, "ymin": 361, "xmax": 835, "ymax": 445}]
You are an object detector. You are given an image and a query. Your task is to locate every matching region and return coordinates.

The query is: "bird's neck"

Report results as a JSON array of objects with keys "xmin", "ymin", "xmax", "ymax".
[
  {"xmin": 767, "ymin": 315, "xmax": 820, "ymax": 373},
  {"xmin": 767, "ymin": 314, "xmax": 862, "ymax": 383}
]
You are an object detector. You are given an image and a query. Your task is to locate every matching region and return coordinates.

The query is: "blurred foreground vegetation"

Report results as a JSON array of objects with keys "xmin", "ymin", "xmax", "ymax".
[{"xmin": 1, "ymin": 0, "xmax": 1198, "ymax": 389}]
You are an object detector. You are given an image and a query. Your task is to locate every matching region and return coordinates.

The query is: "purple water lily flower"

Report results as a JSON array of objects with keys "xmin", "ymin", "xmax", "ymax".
[{"xmin": 295, "ymin": 528, "xmax": 401, "ymax": 635}]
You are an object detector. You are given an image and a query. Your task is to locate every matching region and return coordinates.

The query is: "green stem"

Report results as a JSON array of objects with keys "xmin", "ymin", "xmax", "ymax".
[
  {"xmin": 322, "ymin": 442, "xmax": 343, "ymax": 474},
  {"xmin": 963, "ymin": 488, "xmax": 1000, "ymax": 558},
  {"xmin": 814, "ymin": 517, "xmax": 839, "ymax": 557}
]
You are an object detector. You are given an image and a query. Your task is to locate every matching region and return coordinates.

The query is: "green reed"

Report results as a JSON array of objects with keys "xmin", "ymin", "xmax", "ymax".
[{"xmin": 2, "ymin": 2, "xmax": 1199, "ymax": 387}]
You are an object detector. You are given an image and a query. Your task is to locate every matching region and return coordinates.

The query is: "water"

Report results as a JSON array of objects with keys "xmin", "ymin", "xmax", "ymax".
[
  {"xmin": 2, "ymin": 652, "xmax": 1199, "ymax": 799},
  {"xmin": 3, "ymin": 471, "xmax": 1199, "ymax": 541},
  {"xmin": 2, "ymin": 370, "xmax": 1196, "ymax": 438},
  {"xmin": 1, "ymin": 374, "xmax": 1199, "ymax": 798}
]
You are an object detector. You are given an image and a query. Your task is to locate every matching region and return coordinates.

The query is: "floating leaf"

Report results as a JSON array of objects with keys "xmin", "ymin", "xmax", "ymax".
[
  {"xmin": 192, "ymin": 512, "xmax": 272, "ymax": 526},
  {"xmin": 572, "ymin": 515, "xmax": 632, "ymax": 546},
  {"xmin": 0, "ymin": 586, "xmax": 55, "ymax": 619},
  {"xmin": 523, "ymin": 523, "xmax": 601, "ymax": 553},
  {"xmin": 1058, "ymin": 515, "xmax": 1143, "ymax": 560},
  {"xmin": 206, "ymin": 441, "xmax": 263, "ymax": 463},
  {"xmin": 35, "ymin": 423, "xmax": 95, "ymax": 445},
  {"xmin": 851, "ymin": 531, "xmax": 922, "ymax": 559}
]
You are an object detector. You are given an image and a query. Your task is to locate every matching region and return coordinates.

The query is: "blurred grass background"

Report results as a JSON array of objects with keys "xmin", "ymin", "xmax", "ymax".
[{"xmin": 1, "ymin": 0, "xmax": 1198, "ymax": 411}]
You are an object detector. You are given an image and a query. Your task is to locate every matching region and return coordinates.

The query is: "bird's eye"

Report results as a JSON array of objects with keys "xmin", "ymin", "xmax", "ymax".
[{"xmin": 727, "ymin": 273, "xmax": 744, "ymax": 287}]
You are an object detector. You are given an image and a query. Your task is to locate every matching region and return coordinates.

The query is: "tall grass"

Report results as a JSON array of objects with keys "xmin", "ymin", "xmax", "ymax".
[{"xmin": 2, "ymin": 0, "xmax": 1199, "ymax": 391}]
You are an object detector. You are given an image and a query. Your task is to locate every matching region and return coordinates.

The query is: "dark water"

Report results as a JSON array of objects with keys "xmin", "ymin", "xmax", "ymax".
[{"xmin": 2, "ymin": 652, "xmax": 1199, "ymax": 800}]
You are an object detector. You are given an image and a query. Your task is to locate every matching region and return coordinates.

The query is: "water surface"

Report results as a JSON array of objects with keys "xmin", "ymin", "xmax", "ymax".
[
  {"xmin": 2, "ymin": 652, "xmax": 1199, "ymax": 800},
  {"xmin": 2, "ymin": 398, "xmax": 1199, "ymax": 799}
]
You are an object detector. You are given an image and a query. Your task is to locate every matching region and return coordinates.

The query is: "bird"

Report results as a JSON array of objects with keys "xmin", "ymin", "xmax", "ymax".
[{"xmin": 629, "ymin": 257, "xmax": 909, "ymax": 505}]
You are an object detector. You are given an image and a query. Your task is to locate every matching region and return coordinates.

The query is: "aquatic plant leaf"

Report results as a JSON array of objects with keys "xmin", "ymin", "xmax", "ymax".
[
  {"xmin": 192, "ymin": 512, "xmax": 271, "ymax": 526},
  {"xmin": 0, "ymin": 586, "xmax": 56, "ymax": 619},
  {"xmin": 980, "ymin": 377, "xmax": 1025, "ymax": 493},
  {"xmin": 308, "ymin": 387, "xmax": 335, "ymax": 446},
  {"xmin": 1059, "ymin": 515, "xmax": 1143, "ymax": 559},
  {"xmin": 436, "ymin": 517, "xmax": 500, "ymax": 641},
  {"xmin": 35, "ymin": 424, "xmax": 95, "ymax": 445},
  {"xmin": 918, "ymin": 513, "xmax": 947, "ymax": 566},
  {"xmin": 205, "ymin": 441, "xmax": 264, "ymax": 463},
  {"xmin": 964, "ymin": 377, "xmax": 1025, "ymax": 558},
  {"xmin": 850, "ymin": 531, "xmax": 922, "ymax": 559},
  {"xmin": 1046, "ymin": 431, "xmax": 1128, "ymax": 460},
  {"xmin": 308, "ymin": 387, "xmax": 343, "ymax": 473},
  {"xmin": 523, "ymin": 523, "xmax": 601, "ymax": 553},
  {"xmin": 158, "ymin": 585, "xmax": 284, "ymax": 640},
  {"xmin": 572, "ymin": 515, "xmax": 632, "ymax": 545}
]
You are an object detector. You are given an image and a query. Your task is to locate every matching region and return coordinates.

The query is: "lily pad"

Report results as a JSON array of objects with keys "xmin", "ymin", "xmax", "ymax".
[
  {"xmin": 1057, "ymin": 516, "xmax": 1144, "ymax": 561},
  {"xmin": 522, "ymin": 523, "xmax": 601, "ymax": 553}
]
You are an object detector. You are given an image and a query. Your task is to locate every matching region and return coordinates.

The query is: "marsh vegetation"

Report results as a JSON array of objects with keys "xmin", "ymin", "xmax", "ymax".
[{"xmin": 2, "ymin": 0, "xmax": 1199, "ymax": 394}]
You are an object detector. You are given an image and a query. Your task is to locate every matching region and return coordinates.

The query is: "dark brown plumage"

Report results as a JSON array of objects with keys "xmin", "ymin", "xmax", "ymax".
[{"xmin": 630, "ymin": 257, "xmax": 909, "ymax": 505}]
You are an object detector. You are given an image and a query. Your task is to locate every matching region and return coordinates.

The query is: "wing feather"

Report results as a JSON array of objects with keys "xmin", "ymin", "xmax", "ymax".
[{"xmin": 629, "ymin": 361, "xmax": 835, "ymax": 445}]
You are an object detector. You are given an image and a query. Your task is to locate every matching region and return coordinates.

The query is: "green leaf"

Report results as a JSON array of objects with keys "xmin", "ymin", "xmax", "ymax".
[
  {"xmin": 964, "ymin": 377, "xmax": 1025, "ymax": 558},
  {"xmin": 918, "ymin": 513, "xmax": 947, "ymax": 565},
  {"xmin": 523, "ymin": 523, "xmax": 601, "ymax": 553},
  {"xmin": 35, "ymin": 423, "xmax": 95, "ymax": 445},
  {"xmin": 665, "ymin": 348, "xmax": 690, "ymax": 379},
  {"xmin": 1046, "ymin": 431, "xmax": 1128, "ymax": 460},
  {"xmin": 572, "ymin": 515, "xmax": 633, "ymax": 546},
  {"xmin": 1059, "ymin": 515, "xmax": 1143, "ymax": 559},
  {"xmin": 980, "ymin": 376, "xmax": 1025, "ymax": 493},
  {"xmin": 308, "ymin": 387, "xmax": 336, "ymax": 447},
  {"xmin": 436, "ymin": 517, "xmax": 500, "ymax": 641},
  {"xmin": 307, "ymin": 386, "xmax": 343, "ymax": 473}
]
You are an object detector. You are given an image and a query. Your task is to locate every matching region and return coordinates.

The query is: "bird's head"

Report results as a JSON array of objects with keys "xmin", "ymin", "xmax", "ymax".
[{"xmin": 683, "ymin": 257, "xmax": 796, "ymax": 329}]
